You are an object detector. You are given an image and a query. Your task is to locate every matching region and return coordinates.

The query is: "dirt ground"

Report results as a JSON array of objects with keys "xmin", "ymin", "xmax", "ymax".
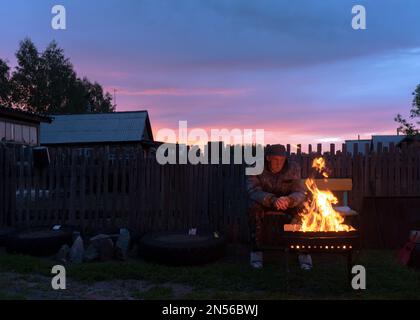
[
  {"xmin": 0, "ymin": 271, "xmax": 195, "ymax": 300},
  {"xmin": 1, "ymin": 245, "xmax": 418, "ymax": 300},
  {"xmin": 0, "ymin": 244, "xmax": 249, "ymax": 300}
]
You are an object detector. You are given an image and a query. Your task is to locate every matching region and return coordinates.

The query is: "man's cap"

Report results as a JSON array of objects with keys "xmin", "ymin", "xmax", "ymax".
[{"xmin": 266, "ymin": 144, "xmax": 287, "ymax": 156}]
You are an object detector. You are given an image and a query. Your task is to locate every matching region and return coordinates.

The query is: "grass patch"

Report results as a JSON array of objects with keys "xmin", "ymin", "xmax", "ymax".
[
  {"xmin": 67, "ymin": 260, "xmax": 288, "ymax": 292},
  {"xmin": 0, "ymin": 254, "xmax": 52, "ymax": 276},
  {"xmin": 65, "ymin": 250, "xmax": 420, "ymax": 299},
  {"xmin": 0, "ymin": 250, "xmax": 419, "ymax": 299}
]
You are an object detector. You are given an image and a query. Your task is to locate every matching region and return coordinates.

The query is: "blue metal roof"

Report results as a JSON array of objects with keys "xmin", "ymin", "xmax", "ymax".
[
  {"xmin": 345, "ymin": 135, "xmax": 407, "ymax": 154},
  {"xmin": 40, "ymin": 111, "xmax": 153, "ymax": 144},
  {"xmin": 371, "ymin": 135, "xmax": 406, "ymax": 148},
  {"xmin": 344, "ymin": 139, "xmax": 371, "ymax": 155}
]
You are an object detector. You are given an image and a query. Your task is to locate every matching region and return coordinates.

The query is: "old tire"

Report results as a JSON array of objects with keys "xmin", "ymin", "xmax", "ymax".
[
  {"xmin": 0, "ymin": 227, "xmax": 16, "ymax": 247},
  {"xmin": 0, "ymin": 227, "xmax": 17, "ymax": 247},
  {"xmin": 139, "ymin": 231, "xmax": 226, "ymax": 266},
  {"xmin": 6, "ymin": 226, "xmax": 74, "ymax": 256}
]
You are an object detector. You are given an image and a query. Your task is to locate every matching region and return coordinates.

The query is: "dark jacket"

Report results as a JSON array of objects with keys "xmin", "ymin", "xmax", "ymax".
[{"xmin": 246, "ymin": 160, "xmax": 306, "ymax": 209}]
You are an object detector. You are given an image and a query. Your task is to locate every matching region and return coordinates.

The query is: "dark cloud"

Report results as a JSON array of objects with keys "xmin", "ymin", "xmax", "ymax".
[{"xmin": 1, "ymin": 0, "xmax": 420, "ymax": 144}]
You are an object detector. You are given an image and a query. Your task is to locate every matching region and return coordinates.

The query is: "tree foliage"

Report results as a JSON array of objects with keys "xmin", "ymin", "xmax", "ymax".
[
  {"xmin": 0, "ymin": 58, "xmax": 11, "ymax": 105},
  {"xmin": 395, "ymin": 84, "xmax": 420, "ymax": 136},
  {"xmin": 0, "ymin": 38, "xmax": 114, "ymax": 114}
]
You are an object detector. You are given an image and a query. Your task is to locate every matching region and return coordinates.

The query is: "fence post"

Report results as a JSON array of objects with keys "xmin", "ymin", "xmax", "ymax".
[
  {"xmin": 330, "ymin": 143, "xmax": 335, "ymax": 155},
  {"xmin": 317, "ymin": 143, "xmax": 322, "ymax": 155},
  {"xmin": 68, "ymin": 149, "xmax": 77, "ymax": 226}
]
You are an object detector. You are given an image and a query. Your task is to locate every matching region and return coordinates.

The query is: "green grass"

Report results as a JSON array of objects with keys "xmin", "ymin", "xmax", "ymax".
[
  {"xmin": 0, "ymin": 250, "xmax": 419, "ymax": 299},
  {"xmin": 0, "ymin": 254, "xmax": 52, "ymax": 275}
]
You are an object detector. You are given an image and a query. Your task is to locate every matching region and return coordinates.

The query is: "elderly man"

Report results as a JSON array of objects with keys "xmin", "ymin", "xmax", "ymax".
[{"xmin": 246, "ymin": 144, "xmax": 312, "ymax": 269}]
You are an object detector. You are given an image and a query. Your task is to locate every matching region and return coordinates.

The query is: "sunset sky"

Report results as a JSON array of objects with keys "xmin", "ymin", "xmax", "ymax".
[{"xmin": 1, "ymin": 0, "xmax": 420, "ymax": 149}]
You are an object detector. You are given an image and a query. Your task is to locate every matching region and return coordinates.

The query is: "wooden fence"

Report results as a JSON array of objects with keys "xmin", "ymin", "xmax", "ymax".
[
  {"xmin": 1, "ymin": 142, "xmax": 419, "ymax": 244},
  {"xmin": 0, "ymin": 146, "xmax": 15, "ymax": 227},
  {"xmin": 0, "ymin": 144, "xmax": 249, "ymax": 241}
]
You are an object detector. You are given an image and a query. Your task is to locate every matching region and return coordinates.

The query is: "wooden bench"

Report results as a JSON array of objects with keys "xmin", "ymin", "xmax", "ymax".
[
  {"xmin": 311, "ymin": 178, "xmax": 358, "ymax": 217},
  {"xmin": 259, "ymin": 178, "xmax": 358, "ymax": 248}
]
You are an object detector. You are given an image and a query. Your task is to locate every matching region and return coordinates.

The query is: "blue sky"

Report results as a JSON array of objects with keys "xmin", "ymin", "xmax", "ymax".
[{"xmin": 1, "ymin": 0, "xmax": 420, "ymax": 147}]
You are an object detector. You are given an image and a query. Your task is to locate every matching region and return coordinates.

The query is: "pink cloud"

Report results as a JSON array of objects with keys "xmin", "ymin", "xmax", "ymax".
[
  {"xmin": 106, "ymin": 87, "xmax": 251, "ymax": 97},
  {"xmin": 149, "ymin": 107, "xmax": 399, "ymax": 149}
]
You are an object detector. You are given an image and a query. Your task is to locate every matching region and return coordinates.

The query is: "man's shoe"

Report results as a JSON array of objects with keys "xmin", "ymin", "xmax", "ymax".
[
  {"xmin": 298, "ymin": 254, "xmax": 313, "ymax": 271},
  {"xmin": 250, "ymin": 251, "xmax": 263, "ymax": 269}
]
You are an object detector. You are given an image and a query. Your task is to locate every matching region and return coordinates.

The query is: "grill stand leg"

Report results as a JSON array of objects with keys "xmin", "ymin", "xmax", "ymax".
[
  {"xmin": 285, "ymin": 247, "xmax": 290, "ymax": 294},
  {"xmin": 347, "ymin": 250, "xmax": 353, "ymax": 287}
]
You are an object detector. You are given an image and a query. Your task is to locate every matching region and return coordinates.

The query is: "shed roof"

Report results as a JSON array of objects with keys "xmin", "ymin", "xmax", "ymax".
[
  {"xmin": 0, "ymin": 105, "xmax": 52, "ymax": 124},
  {"xmin": 371, "ymin": 135, "xmax": 406, "ymax": 149},
  {"xmin": 40, "ymin": 111, "xmax": 153, "ymax": 145}
]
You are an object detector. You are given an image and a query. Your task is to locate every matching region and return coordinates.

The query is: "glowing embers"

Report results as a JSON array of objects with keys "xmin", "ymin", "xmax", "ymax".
[
  {"xmin": 283, "ymin": 230, "xmax": 359, "ymax": 252},
  {"xmin": 288, "ymin": 243, "xmax": 353, "ymax": 251}
]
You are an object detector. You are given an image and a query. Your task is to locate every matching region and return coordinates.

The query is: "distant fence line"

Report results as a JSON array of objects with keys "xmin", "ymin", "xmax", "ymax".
[{"xmin": 0, "ymin": 142, "xmax": 419, "ymax": 243}]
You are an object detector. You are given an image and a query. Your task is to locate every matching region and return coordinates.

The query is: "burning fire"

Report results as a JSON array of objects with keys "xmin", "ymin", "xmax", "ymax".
[{"xmin": 298, "ymin": 157, "xmax": 355, "ymax": 232}]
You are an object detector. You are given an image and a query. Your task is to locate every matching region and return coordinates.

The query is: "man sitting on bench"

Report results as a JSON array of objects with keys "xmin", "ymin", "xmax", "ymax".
[{"xmin": 246, "ymin": 144, "xmax": 311, "ymax": 269}]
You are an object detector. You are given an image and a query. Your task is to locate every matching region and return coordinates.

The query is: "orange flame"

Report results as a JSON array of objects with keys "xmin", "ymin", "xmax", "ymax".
[{"xmin": 298, "ymin": 157, "xmax": 355, "ymax": 232}]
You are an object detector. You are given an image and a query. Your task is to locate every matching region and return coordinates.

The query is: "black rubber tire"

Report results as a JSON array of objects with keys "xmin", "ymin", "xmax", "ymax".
[
  {"xmin": 5, "ymin": 226, "xmax": 74, "ymax": 256},
  {"xmin": 139, "ymin": 231, "xmax": 226, "ymax": 266},
  {"xmin": 0, "ymin": 227, "xmax": 16, "ymax": 247}
]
